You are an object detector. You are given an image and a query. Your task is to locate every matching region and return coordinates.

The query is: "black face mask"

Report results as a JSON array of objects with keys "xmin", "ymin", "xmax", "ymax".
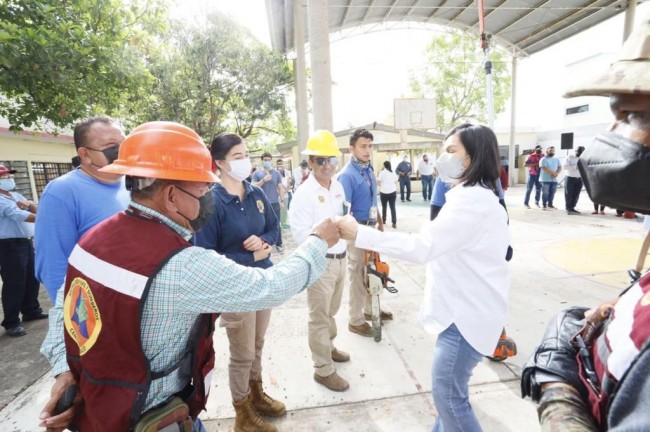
[
  {"xmin": 176, "ymin": 187, "xmax": 215, "ymax": 231},
  {"xmin": 578, "ymin": 132, "xmax": 650, "ymax": 214},
  {"xmin": 101, "ymin": 145, "xmax": 120, "ymax": 164}
]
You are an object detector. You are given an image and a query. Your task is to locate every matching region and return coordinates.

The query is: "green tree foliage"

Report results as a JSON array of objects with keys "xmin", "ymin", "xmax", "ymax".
[
  {"xmin": 143, "ymin": 12, "xmax": 293, "ymax": 142},
  {"xmin": 0, "ymin": 0, "xmax": 168, "ymax": 131},
  {"xmin": 410, "ymin": 31, "xmax": 511, "ymax": 132}
]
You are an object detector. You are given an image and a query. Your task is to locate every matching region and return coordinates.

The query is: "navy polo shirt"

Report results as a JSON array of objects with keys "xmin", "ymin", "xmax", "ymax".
[
  {"xmin": 194, "ymin": 181, "xmax": 278, "ymax": 269},
  {"xmin": 337, "ymin": 161, "xmax": 378, "ymax": 221}
]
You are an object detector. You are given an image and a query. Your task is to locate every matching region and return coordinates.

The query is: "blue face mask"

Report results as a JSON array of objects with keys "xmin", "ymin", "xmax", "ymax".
[
  {"xmin": 262, "ymin": 161, "xmax": 272, "ymax": 169},
  {"xmin": 0, "ymin": 178, "xmax": 15, "ymax": 191}
]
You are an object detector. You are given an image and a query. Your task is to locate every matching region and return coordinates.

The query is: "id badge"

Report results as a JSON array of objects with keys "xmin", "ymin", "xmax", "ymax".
[{"xmin": 370, "ymin": 206, "xmax": 377, "ymax": 220}]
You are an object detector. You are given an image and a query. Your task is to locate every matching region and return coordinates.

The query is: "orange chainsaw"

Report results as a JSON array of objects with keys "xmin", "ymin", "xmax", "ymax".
[{"xmin": 364, "ymin": 251, "xmax": 397, "ymax": 342}]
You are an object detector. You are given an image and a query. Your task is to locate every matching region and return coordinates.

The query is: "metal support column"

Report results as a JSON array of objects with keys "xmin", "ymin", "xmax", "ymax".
[
  {"xmin": 508, "ymin": 53, "xmax": 517, "ymax": 186},
  {"xmin": 307, "ymin": 0, "xmax": 333, "ymax": 131},
  {"xmin": 294, "ymin": 0, "xmax": 309, "ymax": 153},
  {"xmin": 623, "ymin": 0, "xmax": 637, "ymax": 42}
]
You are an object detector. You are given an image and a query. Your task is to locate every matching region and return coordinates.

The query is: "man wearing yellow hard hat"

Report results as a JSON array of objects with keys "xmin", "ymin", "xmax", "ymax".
[
  {"xmin": 289, "ymin": 130, "xmax": 351, "ymax": 392},
  {"xmin": 38, "ymin": 121, "xmax": 340, "ymax": 432}
]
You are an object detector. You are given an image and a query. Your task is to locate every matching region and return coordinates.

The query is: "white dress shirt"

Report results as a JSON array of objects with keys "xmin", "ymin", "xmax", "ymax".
[
  {"xmin": 377, "ymin": 169, "xmax": 398, "ymax": 194},
  {"xmin": 417, "ymin": 160, "xmax": 435, "ymax": 176},
  {"xmin": 289, "ymin": 174, "xmax": 347, "ymax": 254},
  {"xmin": 355, "ymin": 184, "xmax": 510, "ymax": 355}
]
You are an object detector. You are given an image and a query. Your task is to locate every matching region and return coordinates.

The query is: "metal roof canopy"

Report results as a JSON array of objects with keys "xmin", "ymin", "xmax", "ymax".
[{"xmin": 266, "ymin": 0, "xmax": 638, "ymax": 57}]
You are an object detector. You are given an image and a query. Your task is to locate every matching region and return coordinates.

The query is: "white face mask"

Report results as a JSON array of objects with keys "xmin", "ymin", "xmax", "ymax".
[
  {"xmin": 0, "ymin": 178, "xmax": 15, "ymax": 191},
  {"xmin": 436, "ymin": 152, "xmax": 466, "ymax": 184},
  {"xmin": 225, "ymin": 158, "xmax": 252, "ymax": 182}
]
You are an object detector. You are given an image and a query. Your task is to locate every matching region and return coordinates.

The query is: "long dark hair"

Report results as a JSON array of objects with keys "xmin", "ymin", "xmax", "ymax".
[
  {"xmin": 446, "ymin": 123, "xmax": 499, "ymax": 195},
  {"xmin": 383, "ymin": 160, "xmax": 392, "ymax": 172},
  {"xmin": 211, "ymin": 132, "xmax": 243, "ymax": 161}
]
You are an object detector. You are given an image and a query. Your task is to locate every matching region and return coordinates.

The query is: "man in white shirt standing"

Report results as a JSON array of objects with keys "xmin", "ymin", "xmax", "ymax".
[
  {"xmin": 563, "ymin": 146, "xmax": 584, "ymax": 215},
  {"xmin": 289, "ymin": 130, "xmax": 350, "ymax": 392},
  {"xmin": 416, "ymin": 154, "xmax": 436, "ymax": 202}
]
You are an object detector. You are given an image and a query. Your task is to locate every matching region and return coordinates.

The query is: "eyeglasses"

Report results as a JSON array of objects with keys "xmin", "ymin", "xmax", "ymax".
[{"xmin": 314, "ymin": 157, "xmax": 338, "ymax": 166}]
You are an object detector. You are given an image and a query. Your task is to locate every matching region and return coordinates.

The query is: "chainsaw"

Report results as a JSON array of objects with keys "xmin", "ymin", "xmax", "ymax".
[{"xmin": 364, "ymin": 250, "xmax": 397, "ymax": 342}]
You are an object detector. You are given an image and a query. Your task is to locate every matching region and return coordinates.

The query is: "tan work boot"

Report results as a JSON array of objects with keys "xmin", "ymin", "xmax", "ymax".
[
  {"xmin": 331, "ymin": 348, "xmax": 350, "ymax": 363},
  {"xmin": 363, "ymin": 310, "xmax": 394, "ymax": 321},
  {"xmin": 314, "ymin": 372, "xmax": 349, "ymax": 392},
  {"xmin": 232, "ymin": 395, "xmax": 278, "ymax": 432},
  {"xmin": 348, "ymin": 322, "xmax": 373, "ymax": 337},
  {"xmin": 249, "ymin": 378, "xmax": 286, "ymax": 417}
]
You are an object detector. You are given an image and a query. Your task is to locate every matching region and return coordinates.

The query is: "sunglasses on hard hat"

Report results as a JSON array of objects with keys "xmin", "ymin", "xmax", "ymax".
[{"xmin": 314, "ymin": 157, "xmax": 338, "ymax": 166}]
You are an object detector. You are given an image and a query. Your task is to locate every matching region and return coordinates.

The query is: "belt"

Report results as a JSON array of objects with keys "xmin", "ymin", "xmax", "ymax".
[
  {"xmin": 0, "ymin": 237, "xmax": 32, "ymax": 243},
  {"xmin": 356, "ymin": 220, "xmax": 377, "ymax": 226},
  {"xmin": 326, "ymin": 251, "xmax": 347, "ymax": 259}
]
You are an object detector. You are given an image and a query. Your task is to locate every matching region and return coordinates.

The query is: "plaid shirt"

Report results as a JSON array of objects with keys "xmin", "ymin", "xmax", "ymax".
[{"xmin": 41, "ymin": 201, "xmax": 327, "ymax": 412}]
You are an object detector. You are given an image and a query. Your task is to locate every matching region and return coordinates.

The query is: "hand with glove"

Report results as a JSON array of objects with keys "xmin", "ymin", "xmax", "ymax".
[{"xmin": 521, "ymin": 306, "xmax": 590, "ymax": 403}]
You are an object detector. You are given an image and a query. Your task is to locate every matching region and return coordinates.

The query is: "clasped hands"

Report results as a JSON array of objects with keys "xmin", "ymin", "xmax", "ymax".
[{"xmin": 310, "ymin": 215, "xmax": 360, "ymax": 248}]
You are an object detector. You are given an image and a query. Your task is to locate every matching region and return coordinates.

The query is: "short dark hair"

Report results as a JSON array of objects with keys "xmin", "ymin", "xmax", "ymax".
[
  {"xmin": 261, "ymin": 152, "xmax": 273, "ymax": 160},
  {"xmin": 446, "ymin": 123, "xmax": 500, "ymax": 195},
  {"xmin": 210, "ymin": 132, "xmax": 243, "ymax": 161},
  {"xmin": 73, "ymin": 116, "xmax": 115, "ymax": 149},
  {"xmin": 349, "ymin": 128, "xmax": 374, "ymax": 146},
  {"xmin": 299, "ymin": 160, "xmax": 308, "ymax": 168},
  {"xmin": 383, "ymin": 160, "xmax": 392, "ymax": 172}
]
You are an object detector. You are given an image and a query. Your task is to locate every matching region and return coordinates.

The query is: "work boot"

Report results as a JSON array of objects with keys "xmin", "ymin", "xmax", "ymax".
[
  {"xmin": 232, "ymin": 395, "xmax": 278, "ymax": 432},
  {"xmin": 249, "ymin": 378, "xmax": 286, "ymax": 417},
  {"xmin": 486, "ymin": 329, "xmax": 518, "ymax": 362},
  {"xmin": 314, "ymin": 372, "xmax": 349, "ymax": 392},
  {"xmin": 348, "ymin": 322, "xmax": 373, "ymax": 337},
  {"xmin": 363, "ymin": 310, "xmax": 393, "ymax": 321},
  {"xmin": 331, "ymin": 348, "xmax": 350, "ymax": 363}
]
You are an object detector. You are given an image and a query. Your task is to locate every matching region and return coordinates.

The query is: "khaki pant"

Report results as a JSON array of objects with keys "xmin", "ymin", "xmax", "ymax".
[
  {"xmin": 308, "ymin": 257, "xmax": 346, "ymax": 377},
  {"xmin": 346, "ymin": 242, "xmax": 372, "ymax": 326},
  {"xmin": 219, "ymin": 309, "xmax": 272, "ymax": 401}
]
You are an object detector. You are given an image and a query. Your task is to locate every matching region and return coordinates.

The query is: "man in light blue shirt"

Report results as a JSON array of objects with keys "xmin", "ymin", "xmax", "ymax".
[
  {"xmin": 0, "ymin": 165, "xmax": 46, "ymax": 337},
  {"xmin": 251, "ymin": 152, "xmax": 286, "ymax": 253},
  {"xmin": 35, "ymin": 117, "xmax": 130, "ymax": 300},
  {"xmin": 539, "ymin": 146, "xmax": 562, "ymax": 210}
]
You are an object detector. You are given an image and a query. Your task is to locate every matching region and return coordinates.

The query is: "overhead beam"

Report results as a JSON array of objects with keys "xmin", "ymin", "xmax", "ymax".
[
  {"xmin": 493, "ymin": 0, "xmax": 554, "ymax": 36},
  {"xmin": 362, "ymin": 0, "xmax": 377, "ymax": 21},
  {"xmin": 340, "ymin": 0, "xmax": 353, "ymax": 27},
  {"xmin": 448, "ymin": 0, "xmax": 474, "ymax": 23},
  {"xmin": 427, "ymin": 0, "xmax": 449, "ymax": 20},
  {"xmin": 469, "ymin": 0, "xmax": 507, "ymax": 28},
  {"xmin": 384, "ymin": 0, "xmax": 399, "ymax": 20},
  {"xmin": 404, "ymin": 0, "xmax": 422, "ymax": 18}
]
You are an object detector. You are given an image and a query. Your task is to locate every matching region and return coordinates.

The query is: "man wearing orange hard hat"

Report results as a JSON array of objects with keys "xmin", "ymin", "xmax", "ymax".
[{"xmin": 39, "ymin": 121, "xmax": 339, "ymax": 432}]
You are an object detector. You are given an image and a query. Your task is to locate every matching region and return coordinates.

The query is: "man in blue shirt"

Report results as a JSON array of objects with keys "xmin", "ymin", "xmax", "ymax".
[
  {"xmin": 337, "ymin": 128, "xmax": 391, "ymax": 337},
  {"xmin": 0, "ymin": 165, "xmax": 46, "ymax": 337},
  {"xmin": 35, "ymin": 117, "xmax": 130, "ymax": 300},
  {"xmin": 395, "ymin": 155, "xmax": 412, "ymax": 202},
  {"xmin": 539, "ymin": 146, "xmax": 562, "ymax": 210},
  {"xmin": 252, "ymin": 152, "xmax": 286, "ymax": 253}
]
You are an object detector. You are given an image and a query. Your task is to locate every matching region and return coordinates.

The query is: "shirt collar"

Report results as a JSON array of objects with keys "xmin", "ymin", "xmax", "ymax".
[
  {"xmin": 129, "ymin": 201, "xmax": 193, "ymax": 240},
  {"xmin": 213, "ymin": 181, "xmax": 253, "ymax": 203}
]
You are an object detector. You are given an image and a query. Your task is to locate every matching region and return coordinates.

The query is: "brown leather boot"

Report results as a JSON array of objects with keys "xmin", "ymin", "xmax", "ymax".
[
  {"xmin": 232, "ymin": 395, "xmax": 278, "ymax": 432},
  {"xmin": 249, "ymin": 378, "xmax": 286, "ymax": 417}
]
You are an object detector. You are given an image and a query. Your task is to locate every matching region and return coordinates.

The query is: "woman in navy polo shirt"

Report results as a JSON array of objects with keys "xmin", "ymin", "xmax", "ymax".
[{"xmin": 194, "ymin": 132, "xmax": 285, "ymax": 431}]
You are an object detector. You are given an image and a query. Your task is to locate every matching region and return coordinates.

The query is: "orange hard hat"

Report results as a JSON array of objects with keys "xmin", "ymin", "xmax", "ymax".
[{"xmin": 100, "ymin": 121, "xmax": 218, "ymax": 183}]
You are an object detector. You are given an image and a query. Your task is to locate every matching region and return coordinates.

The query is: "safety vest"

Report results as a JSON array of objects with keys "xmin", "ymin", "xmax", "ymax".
[
  {"xmin": 63, "ymin": 209, "xmax": 217, "ymax": 431},
  {"xmin": 579, "ymin": 274, "xmax": 650, "ymax": 429}
]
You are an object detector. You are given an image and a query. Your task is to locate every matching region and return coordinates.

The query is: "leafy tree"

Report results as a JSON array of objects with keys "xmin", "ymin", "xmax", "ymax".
[
  {"xmin": 143, "ymin": 13, "xmax": 294, "ymax": 143},
  {"xmin": 0, "ymin": 0, "xmax": 168, "ymax": 131},
  {"xmin": 410, "ymin": 31, "xmax": 511, "ymax": 132}
]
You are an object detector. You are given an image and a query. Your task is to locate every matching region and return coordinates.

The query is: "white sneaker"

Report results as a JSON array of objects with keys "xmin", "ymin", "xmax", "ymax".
[{"xmin": 276, "ymin": 245, "xmax": 284, "ymax": 254}]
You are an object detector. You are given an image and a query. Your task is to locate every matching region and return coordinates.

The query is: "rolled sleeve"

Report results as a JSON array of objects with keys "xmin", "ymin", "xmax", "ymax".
[{"xmin": 40, "ymin": 288, "xmax": 70, "ymax": 377}]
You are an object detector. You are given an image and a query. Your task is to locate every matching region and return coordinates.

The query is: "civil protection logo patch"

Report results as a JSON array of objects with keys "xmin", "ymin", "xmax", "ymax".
[
  {"xmin": 64, "ymin": 277, "xmax": 102, "ymax": 355},
  {"xmin": 256, "ymin": 200, "xmax": 265, "ymax": 213}
]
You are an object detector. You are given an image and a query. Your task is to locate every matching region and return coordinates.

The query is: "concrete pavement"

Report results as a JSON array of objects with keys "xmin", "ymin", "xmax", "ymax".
[{"xmin": 1, "ymin": 184, "xmax": 646, "ymax": 431}]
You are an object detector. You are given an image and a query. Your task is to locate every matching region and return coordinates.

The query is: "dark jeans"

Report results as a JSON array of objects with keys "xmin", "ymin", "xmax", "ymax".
[
  {"xmin": 380, "ymin": 192, "xmax": 397, "ymax": 225},
  {"xmin": 421, "ymin": 175, "xmax": 434, "ymax": 201},
  {"xmin": 0, "ymin": 238, "xmax": 42, "ymax": 329},
  {"xmin": 524, "ymin": 173, "xmax": 541, "ymax": 205},
  {"xmin": 542, "ymin": 182, "xmax": 558, "ymax": 206},
  {"xmin": 270, "ymin": 202, "xmax": 283, "ymax": 247},
  {"xmin": 399, "ymin": 177, "xmax": 411, "ymax": 201},
  {"xmin": 564, "ymin": 177, "xmax": 583, "ymax": 211}
]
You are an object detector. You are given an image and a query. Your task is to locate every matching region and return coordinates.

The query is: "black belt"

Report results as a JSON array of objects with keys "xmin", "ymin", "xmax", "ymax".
[
  {"xmin": 0, "ymin": 237, "xmax": 32, "ymax": 243},
  {"xmin": 326, "ymin": 251, "xmax": 347, "ymax": 259},
  {"xmin": 356, "ymin": 220, "xmax": 377, "ymax": 226}
]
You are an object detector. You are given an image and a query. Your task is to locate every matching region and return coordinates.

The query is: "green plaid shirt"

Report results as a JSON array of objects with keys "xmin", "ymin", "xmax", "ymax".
[{"xmin": 41, "ymin": 201, "xmax": 327, "ymax": 412}]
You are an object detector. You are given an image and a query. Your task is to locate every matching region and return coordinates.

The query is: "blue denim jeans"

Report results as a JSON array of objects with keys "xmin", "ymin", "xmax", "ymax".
[
  {"xmin": 421, "ymin": 175, "xmax": 434, "ymax": 201},
  {"xmin": 431, "ymin": 324, "xmax": 484, "ymax": 432},
  {"xmin": 524, "ymin": 173, "xmax": 541, "ymax": 206},
  {"xmin": 541, "ymin": 182, "xmax": 558, "ymax": 207}
]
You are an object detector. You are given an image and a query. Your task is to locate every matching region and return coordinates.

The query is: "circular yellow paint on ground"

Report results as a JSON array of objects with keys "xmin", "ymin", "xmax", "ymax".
[{"xmin": 543, "ymin": 237, "xmax": 644, "ymax": 287}]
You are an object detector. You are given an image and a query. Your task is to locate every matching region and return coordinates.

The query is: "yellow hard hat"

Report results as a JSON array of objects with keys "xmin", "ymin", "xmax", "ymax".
[{"xmin": 302, "ymin": 130, "xmax": 342, "ymax": 157}]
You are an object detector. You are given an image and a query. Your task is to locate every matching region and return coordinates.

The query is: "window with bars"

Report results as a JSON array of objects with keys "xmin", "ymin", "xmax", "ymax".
[{"xmin": 31, "ymin": 162, "xmax": 74, "ymax": 198}]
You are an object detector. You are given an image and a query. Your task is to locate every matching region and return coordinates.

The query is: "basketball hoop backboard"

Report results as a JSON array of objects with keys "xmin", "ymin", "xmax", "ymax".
[{"xmin": 394, "ymin": 98, "xmax": 436, "ymax": 130}]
